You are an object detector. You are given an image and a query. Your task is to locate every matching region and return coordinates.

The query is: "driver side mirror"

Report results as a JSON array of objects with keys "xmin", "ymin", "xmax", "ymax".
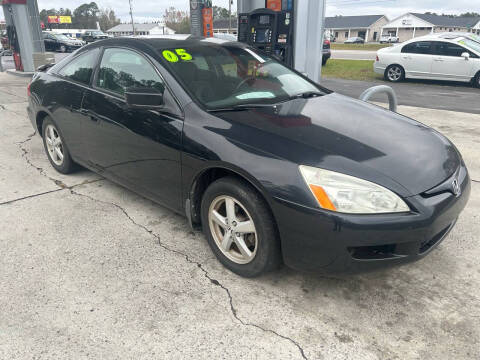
[
  {"xmin": 462, "ymin": 52, "xmax": 470, "ymax": 60},
  {"xmin": 125, "ymin": 87, "xmax": 164, "ymax": 109}
]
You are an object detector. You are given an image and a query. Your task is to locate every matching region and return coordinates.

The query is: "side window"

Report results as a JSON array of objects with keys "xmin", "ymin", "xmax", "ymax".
[
  {"xmin": 402, "ymin": 42, "xmax": 432, "ymax": 55},
  {"xmin": 58, "ymin": 48, "xmax": 99, "ymax": 85},
  {"xmin": 434, "ymin": 42, "xmax": 472, "ymax": 57},
  {"xmin": 96, "ymin": 48, "xmax": 165, "ymax": 95}
]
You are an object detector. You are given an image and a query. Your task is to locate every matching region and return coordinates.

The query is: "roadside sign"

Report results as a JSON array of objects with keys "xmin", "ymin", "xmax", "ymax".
[{"xmin": 47, "ymin": 16, "xmax": 72, "ymax": 24}]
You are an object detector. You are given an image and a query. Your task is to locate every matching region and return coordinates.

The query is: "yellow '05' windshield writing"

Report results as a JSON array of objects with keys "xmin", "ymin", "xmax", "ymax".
[{"xmin": 162, "ymin": 49, "xmax": 193, "ymax": 62}]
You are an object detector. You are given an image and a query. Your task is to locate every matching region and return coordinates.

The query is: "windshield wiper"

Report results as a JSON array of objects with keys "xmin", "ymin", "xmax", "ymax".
[
  {"xmin": 207, "ymin": 103, "xmax": 277, "ymax": 112},
  {"xmin": 291, "ymin": 91, "xmax": 324, "ymax": 99}
]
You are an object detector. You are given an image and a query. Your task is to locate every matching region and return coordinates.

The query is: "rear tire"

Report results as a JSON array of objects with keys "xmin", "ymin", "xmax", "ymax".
[
  {"xmin": 474, "ymin": 72, "xmax": 480, "ymax": 88},
  {"xmin": 201, "ymin": 177, "xmax": 281, "ymax": 277},
  {"xmin": 42, "ymin": 116, "xmax": 77, "ymax": 174},
  {"xmin": 385, "ymin": 64, "xmax": 405, "ymax": 83}
]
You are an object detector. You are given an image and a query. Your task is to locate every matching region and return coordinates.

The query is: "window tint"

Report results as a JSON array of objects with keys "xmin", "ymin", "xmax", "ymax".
[
  {"xmin": 96, "ymin": 48, "xmax": 164, "ymax": 95},
  {"xmin": 159, "ymin": 45, "xmax": 322, "ymax": 110},
  {"xmin": 401, "ymin": 41, "xmax": 432, "ymax": 55},
  {"xmin": 58, "ymin": 49, "xmax": 99, "ymax": 85},
  {"xmin": 434, "ymin": 42, "xmax": 471, "ymax": 57}
]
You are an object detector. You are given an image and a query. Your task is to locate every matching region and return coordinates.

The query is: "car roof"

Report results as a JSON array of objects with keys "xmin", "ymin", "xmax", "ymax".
[
  {"xmin": 401, "ymin": 33, "xmax": 467, "ymax": 43},
  {"xmin": 88, "ymin": 35, "xmax": 241, "ymax": 50}
]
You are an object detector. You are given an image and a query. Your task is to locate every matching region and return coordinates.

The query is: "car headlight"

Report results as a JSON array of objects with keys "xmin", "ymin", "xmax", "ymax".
[{"xmin": 299, "ymin": 165, "xmax": 410, "ymax": 214}]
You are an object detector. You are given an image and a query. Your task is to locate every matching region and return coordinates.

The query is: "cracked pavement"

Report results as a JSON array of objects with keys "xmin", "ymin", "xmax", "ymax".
[{"xmin": 1, "ymin": 72, "xmax": 479, "ymax": 359}]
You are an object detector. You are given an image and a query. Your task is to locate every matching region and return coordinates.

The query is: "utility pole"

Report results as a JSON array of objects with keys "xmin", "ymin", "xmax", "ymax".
[
  {"xmin": 228, "ymin": 0, "xmax": 232, "ymax": 34},
  {"xmin": 128, "ymin": 0, "xmax": 135, "ymax": 35}
]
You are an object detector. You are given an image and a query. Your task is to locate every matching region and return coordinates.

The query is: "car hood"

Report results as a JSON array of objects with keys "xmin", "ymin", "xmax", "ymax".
[{"xmin": 214, "ymin": 93, "xmax": 460, "ymax": 197}]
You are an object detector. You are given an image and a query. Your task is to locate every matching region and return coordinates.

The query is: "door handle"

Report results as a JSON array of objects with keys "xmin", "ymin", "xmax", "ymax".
[{"xmin": 434, "ymin": 58, "xmax": 444, "ymax": 62}]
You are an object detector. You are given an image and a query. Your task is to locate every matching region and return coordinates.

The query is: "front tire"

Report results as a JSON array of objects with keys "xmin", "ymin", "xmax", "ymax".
[
  {"xmin": 42, "ymin": 116, "xmax": 76, "ymax": 174},
  {"xmin": 385, "ymin": 64, "xmax": 405, "ymax": 83},
  {"xmin": 201, "ymin": 177, "xmax": 281, "ymax": 277}
]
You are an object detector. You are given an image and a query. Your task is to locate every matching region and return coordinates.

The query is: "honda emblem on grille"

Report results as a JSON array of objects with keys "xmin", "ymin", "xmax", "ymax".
[{"xmin": 452, "ymin": 178, "xmax": 461, "ymax": 196}]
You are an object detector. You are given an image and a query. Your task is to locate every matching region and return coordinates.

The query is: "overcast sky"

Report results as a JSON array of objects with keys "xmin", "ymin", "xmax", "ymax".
[{"xmin": 1, "ymin": 0, "xmax": 480, "ymax": 23}]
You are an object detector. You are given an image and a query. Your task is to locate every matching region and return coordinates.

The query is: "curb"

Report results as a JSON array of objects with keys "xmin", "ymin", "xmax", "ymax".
[{"xmin": 6, "ymin": 69, "xmax": 34, "ymax": 78}]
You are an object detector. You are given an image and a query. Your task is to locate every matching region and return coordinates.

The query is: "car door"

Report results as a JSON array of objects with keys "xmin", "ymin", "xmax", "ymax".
[
  {"xmin": 81, "ymin": 47, "xmax": 184, "ymax": 211},
  {"xmin": 400, "ymin": 41, "xmax": 434, "ymax": 78},
  {"xmin": 431, "ymin": 41, "xmax": 476, "ymax": 82}
]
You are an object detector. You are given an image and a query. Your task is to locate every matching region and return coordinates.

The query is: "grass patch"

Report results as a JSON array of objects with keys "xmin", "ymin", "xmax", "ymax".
[
  {"xmin": 331, "ymin": 43, "xmax": 392, "ymax": 51},
  {"xmin": 322, "ymin": 59, "xmax": 383, "ymax": 81}
]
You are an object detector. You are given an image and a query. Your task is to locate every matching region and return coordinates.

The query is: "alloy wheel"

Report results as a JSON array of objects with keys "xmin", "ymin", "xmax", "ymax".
[
  {"xmin": 45, "ymin": 124, "xmax": 64, "ymax": 166},
  {"xmin": 387, "ymin": 66, "xmax": 402, "ymax": 82},
  {"xmin": 208, "ymin": 195, "xmax": 258, "ymax": 264},
  {"xmin": 60, "ymin": 45, "xmax": 66, "ymax": 53}
]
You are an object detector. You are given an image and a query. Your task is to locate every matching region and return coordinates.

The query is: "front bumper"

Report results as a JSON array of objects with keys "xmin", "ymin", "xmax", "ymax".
[{"xmin": 272, "ymin": 164, "xmax": 471, "ymax": 273}]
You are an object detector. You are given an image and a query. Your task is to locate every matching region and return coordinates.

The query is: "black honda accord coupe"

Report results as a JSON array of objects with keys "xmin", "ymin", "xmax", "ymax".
[{"xmin": 27, "ymin": 36, "xmax": 471, "ymax": 277}]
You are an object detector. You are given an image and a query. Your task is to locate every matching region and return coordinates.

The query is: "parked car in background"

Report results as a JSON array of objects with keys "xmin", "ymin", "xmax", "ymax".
[
  {"xmin": 374, "ymin": 34, "xmax": 480, "ymax": 87},
  {"xmin": 345, "ymin": 37, "xmax": 364, "ymax": 44},
  {"xmin": 1, "ymin": 31, "xmax": 9, "ymax": 50},
  {"xmin": 322, "ymin": 39, "xmax": 331, "ymax": 65},
  {"xmin": 213, "ymin": 33, "xmax": 238, "ymax": 41},
  {"xmin": 42, "ymin": 32, "xmax": 84, "ymax": 53},
  {"xmin": 81, "ymin": 30, "xmax": 108, "ymax": 43},
  {"xmin": 380, "ymin": 35, "xmax": 399, "ymax": 44}
]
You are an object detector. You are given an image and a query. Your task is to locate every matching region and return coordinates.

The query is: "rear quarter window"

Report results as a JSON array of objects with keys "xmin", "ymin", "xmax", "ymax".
[{"xmin": 57, "ymin": 48, "xmax": 99, "ymax": 85}]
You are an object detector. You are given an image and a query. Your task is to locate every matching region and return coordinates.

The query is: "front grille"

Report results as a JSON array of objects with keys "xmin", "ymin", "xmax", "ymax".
[{"xmin": 348, "ymin": 244, "xmax": 397, "ymax": 260}]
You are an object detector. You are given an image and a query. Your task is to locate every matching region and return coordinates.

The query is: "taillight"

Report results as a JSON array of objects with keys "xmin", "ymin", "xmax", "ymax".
[
  {"xmin": 27, "ymin": 82, "xmax": 31, "ymax": 97},
  {"xmin": 325, "ymin": 40, "xmax": 330, "ymax": 45},
  {"xmin": 376, "ymin": 55, "xmax": 380, "ymax": 62}
]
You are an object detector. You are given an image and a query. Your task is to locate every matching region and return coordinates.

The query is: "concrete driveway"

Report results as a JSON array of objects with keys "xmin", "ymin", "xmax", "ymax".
[{"xmin": 1, "ymin": 73, "xmax": 479, "ymax": 359}]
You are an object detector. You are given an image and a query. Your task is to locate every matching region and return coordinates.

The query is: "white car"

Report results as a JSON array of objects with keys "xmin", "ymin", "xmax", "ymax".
[
  {"xmin": 374, "ymin": 33, "xmax": 480, "ymax": 87},
  {"xmin": 380, "ymin": 35, "xmax": 399, "ymax": 44}
]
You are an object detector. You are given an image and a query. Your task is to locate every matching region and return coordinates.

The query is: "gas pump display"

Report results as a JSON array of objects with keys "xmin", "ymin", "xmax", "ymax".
[{"xmin": 237, "ymin": 3, "xmax": 294, "ymax": 67}]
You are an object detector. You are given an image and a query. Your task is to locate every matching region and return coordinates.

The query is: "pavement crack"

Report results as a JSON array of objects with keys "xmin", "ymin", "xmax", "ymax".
[
  {"xmin": 0, "ymin": 104, "xmax": 5, "ymax": 110},
  {"xmin": 68, "ymin": 189, "xmax": 308, "ymax": 360},
  {"xmin": 202, "ymin": 269, "xmax": 308, "ymax": 359},
  {"xmin": 0, "ymin": 189, "xmax": 64, "ymax": 206},
  {"xmin": 472, "ymin": 179, "xmax": 479, "ymax": 184},
  {"xmin": 0, "ymin": 180, "xmax": 104, "ymax": 206},
  {"xmin": 17, "ymin": 132, "xmax": 68, "ymax": 189}
]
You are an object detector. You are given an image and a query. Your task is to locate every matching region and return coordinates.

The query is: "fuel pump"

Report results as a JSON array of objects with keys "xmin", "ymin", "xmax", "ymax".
[{"xmin": 237, "ymin": 1, "xmax": 294, "ymax": 66}]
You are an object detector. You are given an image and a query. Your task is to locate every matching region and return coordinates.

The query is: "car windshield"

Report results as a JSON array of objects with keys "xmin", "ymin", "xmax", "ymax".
[
  {"xmin": 460, "ymin": 38, "xmax": 480, "ymax": 54},
  {"xmin": 55, "ymin": 34, "xmax": 69, "ymax": 41},
  {"xmin": 93, "ymin": 31, "xmax": 104, "ymax": 35},
  {"xmin": 159, "ymin": 44, "xmax": 324, "ymax": 110}
]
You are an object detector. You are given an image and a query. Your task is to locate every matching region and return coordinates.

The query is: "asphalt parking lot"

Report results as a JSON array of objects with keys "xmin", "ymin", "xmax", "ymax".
[
  {"xmin": 1, "ymin": 72, "xmax": 479, "ymax": 359},
  {"xmin": 322, "ymin": 77, "xmax": 480, "ymax": 114}
]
